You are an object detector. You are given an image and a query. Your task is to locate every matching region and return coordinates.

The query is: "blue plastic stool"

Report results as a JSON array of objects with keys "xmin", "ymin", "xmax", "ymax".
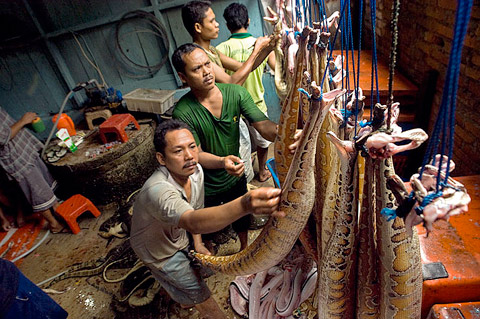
[{"xmin": 266, "ymin": 158, "xmax": 281, "ymax": 189}]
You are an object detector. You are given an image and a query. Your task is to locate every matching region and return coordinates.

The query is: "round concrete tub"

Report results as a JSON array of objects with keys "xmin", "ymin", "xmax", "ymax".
[{"xmin": 46, "ymin": 123, "xmax": 157, "ymax": 206}]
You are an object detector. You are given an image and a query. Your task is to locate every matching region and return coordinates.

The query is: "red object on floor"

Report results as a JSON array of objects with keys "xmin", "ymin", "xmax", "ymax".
[
  {"xmin": 426, "ymin": 302, "xmax": 480, "ymax": 319},
  {"xmin": 55, "ymin": 194, "xmax": 101, "ymax": 234},
  {"xmin": 99, "ymin": 113, "xmax": 139, "ymax": 144},
  {"xmin": 0, "ymin": 214, "xmax": 44, "ymax": 266},
  {"xmin": 418, "ymin": 175, "xmax": 480, "ymax": 318}
]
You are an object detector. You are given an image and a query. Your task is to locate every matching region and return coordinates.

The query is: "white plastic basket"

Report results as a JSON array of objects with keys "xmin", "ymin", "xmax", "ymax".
[{"xmin": 123, "ymin": 88, "xmax": 176, "ymax": 114}]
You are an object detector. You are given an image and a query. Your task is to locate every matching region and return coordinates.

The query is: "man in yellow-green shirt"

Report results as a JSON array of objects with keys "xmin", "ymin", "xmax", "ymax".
[{"xmin": 217, "ymin": 3, "xmax": 276, "ymax": 182}]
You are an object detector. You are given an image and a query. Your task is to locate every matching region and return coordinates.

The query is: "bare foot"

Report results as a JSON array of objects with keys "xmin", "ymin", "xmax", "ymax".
[
  {"xmin": 258, "ymin": 169, "xmax": 272, "ymax": 183},
  {"xmin": 16, "ymin": 209, "xmax": 25, "ymax": 228},
  {"xmin": 1, "ymin": 219, "xmax": 13, "ymax": 232},
  {"xmin": 50, "ymin": 225, "xmax": 70, "ymax": 234},
  {"xmin": 0, "ymin": 207, "xmax": 13, "ymax": 231}
]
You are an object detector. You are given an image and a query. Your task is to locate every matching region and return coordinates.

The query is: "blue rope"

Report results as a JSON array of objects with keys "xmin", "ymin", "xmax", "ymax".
[
  {"xmin": 415, "ymin": 192, "xmax": 443, "ymax": 216},
  {"xmin": 370, "ymin": 0, "xmax": 380, "ymax": 121},
  {"xmin": 298, "ymin": 88, "xmax": 323, "ymax": 101},
  {"xmin": 321, "ymin": 0, "xmax": 349, "ymax": 90},
  {"xmin": 320, "ymin": 0, "xmax": 328, "ymax": 31},
  {"xmin": 340, "ymin": 0, "xmax": 345, "ymax": 90},
  {"xmin": 347, "ymin": 2, "xmax": 356, "ymax": 90},
  {"xmin": 419, "ymin": 0, "xmax": 473, "ymax": 193},
  {"xmin": 354, "ymin": 0, "xmax": 363, "ymax": 137},
  {"xmin": 380, "ymin": 207, "xmax": 397, "ymax": 221},
  {"xmin": 359, "ymin": 120, "xmax": 371, "ymax": 128}
]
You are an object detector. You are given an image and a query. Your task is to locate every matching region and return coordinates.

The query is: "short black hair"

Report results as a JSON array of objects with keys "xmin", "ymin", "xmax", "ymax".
[
  {"xmin": 182, "ymin": 0, "xmax": 212, "ymax": 37},
  {"xmin": 171, "ymin": 43, "xmax": 204, "ymax": 74},
  {"xmin": 223, "ymin": 3, "xmax": 249, "ymax": 32},
  {"xmin": 154, "ymin": 119, "xmax": 191, "ymax": 155}
]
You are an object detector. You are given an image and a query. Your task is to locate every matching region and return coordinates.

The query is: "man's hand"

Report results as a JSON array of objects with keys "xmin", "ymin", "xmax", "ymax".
[
  {"xmin": 193, "ymin": 241, "xmax": 212, "ymax": 256},
  {"xmin": 288, "ymin": 129, "xmax": 303, "ymax": 154},
  {"xmin": 241, "ymin": 187, "xmax": 285, "ymax": 217},
  {"xmin": 223, "ymin": 155, "xmax": 245, "ymax": 177},
  {"xmin": 20, "ymin": 112, "xmax": 37, "ymax": 126},
  {"xmin": 254, "ymin": 36, "xmax": 274, "ymax": 52}
]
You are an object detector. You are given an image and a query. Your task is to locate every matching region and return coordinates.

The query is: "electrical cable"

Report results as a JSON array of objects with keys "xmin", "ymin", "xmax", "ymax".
[
  {"xmin": 71, "ymin": 32, "xmax": 108, "ymax": 88},
  {"xmin": 40, "ymin": 89, "xmax": 75, "ymax": 159},
  {"xmin": 41, "ymin": 79, "xmax": 99, "ymax": 158},
  {"xmin": 114, "ymin": 10, "xmax": 170, "ymax": 78}
]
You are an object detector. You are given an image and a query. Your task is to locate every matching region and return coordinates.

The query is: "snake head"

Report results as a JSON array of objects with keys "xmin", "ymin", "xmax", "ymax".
[
  {"xmin": 264, "ymin": 6, "xmax": 280, "ymax": 26},
  {"xmin": 326, "ymin": 131, "xmax": 356, "ymax": 160},
  {"xmin": 371, "ymin": 103, "xmax": 387, "ymax": 130},
  {"xmin": 319, "ymin": 31, "xmax": 331, "ymax": 47}
]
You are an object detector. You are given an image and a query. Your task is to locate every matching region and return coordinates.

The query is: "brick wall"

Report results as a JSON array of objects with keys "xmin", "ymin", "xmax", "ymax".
[{"xmin": 363, "ymin": 0, "xmax": 480, "ymax": 176}]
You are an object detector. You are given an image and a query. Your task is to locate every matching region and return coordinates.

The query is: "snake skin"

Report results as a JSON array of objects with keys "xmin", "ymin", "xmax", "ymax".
[
  {"xmin": 193, "ymin": 84, "xmax": 345, "ymax": 276},
  {"xmin": 317, "ymin": 132, "xmax": 359, "ymax": 319}
]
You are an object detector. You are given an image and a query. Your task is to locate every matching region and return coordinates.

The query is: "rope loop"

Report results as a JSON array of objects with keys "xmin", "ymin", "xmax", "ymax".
[
  {"xmin": 298, "ymin": 88, "xmax": 322, "ymax": 101},
  {"xmin": 415, "ymin": 191, "xmax": 443, "ymax": 215}
]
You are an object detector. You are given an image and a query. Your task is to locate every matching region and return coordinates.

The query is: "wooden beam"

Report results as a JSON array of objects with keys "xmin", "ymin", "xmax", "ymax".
[
  {"xmin": 151, "ymin": 0, "xmax": 183, "ymax": 87},
  {"xmin": 43, "ymin": 1, "xmax": 189, "ymax": 40},
  {"xmin": 22, "ymin": 0, "xmax": 84, "ymax": 106}
]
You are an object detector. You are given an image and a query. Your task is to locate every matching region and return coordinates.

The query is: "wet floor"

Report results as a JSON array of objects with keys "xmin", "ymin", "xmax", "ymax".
[{"xmin": 18, "ymin": 152, "xmax": 279, "ymax": 319}]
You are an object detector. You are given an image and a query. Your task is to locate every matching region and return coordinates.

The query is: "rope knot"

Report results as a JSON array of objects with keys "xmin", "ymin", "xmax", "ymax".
[
  {"xmin": 415, "ymin": 191, "xmax": 443, "ymax": 215},
  {"xmin": 298, "ymin": 88, "xmax": 322, "ymax": 101}
]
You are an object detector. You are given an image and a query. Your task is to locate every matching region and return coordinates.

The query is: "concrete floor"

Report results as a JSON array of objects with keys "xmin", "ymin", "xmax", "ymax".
[{"xmin": 18, "ymin": 152, "xmax": 279, "ymax": 319}]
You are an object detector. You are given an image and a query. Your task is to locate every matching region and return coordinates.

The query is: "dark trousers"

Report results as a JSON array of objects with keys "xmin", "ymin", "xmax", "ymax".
[
  {"xmin": 204, "ymin": 176, "xmax": 249, "ymax": 244},
  {"xmin": 3, "ymin": 271, "xmax": 68, "ymax": 319}
]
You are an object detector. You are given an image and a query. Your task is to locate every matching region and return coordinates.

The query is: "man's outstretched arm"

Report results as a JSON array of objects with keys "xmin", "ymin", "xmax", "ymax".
[{"xmin": 179, "ymin": 187, "xmax": 284, "ymax": 234}]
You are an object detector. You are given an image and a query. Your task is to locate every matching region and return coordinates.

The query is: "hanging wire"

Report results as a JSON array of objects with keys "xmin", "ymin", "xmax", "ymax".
[
  {"xmin": 71, "ymin": 32, "xmax": 108, "ymax": 88},
  {"xmin": 114, "ymin": 10, "xmax": 170, "ymax": 78},
  {"xmin": 386, "ymin": 0, "xmax": 401, "ymax": 130}
]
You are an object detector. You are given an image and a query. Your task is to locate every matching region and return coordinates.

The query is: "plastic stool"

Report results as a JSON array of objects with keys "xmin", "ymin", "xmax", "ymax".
[
  {"xmin": 99, "ymin": 114, "xmax": 139, "ymax": 144},
  {"xmin": 85, "ymin": 109, "xmax": 112, "ymax": 130},
  {"xmin": 55, "ymin": 194, "xmax": 101, "ymax": 234}
]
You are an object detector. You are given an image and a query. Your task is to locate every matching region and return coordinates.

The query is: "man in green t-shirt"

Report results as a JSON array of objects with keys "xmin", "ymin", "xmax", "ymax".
[
  {"xmin": 181, "ymin": 0, "xmax": 275, "ymax": 183},
  {"xmin": 217, "ymin": 3, "xmax": 276, "ymax": 182},
  {"xmin": 171, "ymin": 43, "xmax": 279, "ymax": 252}
]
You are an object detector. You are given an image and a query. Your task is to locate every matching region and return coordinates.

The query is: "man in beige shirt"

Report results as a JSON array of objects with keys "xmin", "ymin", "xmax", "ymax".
[{"xmin": 130, "ymin": 119, "xmax": 284, "ymax": 319}]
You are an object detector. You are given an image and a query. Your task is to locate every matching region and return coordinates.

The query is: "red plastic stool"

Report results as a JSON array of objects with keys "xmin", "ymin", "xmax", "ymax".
[
  {"xmin": 99, "ymin": 114, "xmax": 139, "ymax": 144},
  {"xmin": 55, "ymin": 194, "xmax": 101, "ymax": 234}
]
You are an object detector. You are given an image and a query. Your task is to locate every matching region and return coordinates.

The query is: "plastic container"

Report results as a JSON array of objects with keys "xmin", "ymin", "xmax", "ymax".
[
  {"xmin": 56, "ymin": 128, "xmax": 77, "ymax": 153},
  {"xmin": 31, "ymin": 117, "xmax": 45, "ymax": 133},
  {"xmin": 52, "ymin": 113, "xmax": 76, "ymax": 136},
  {"xmin": 123, "ymin": 88, "xmax": 175, "ymax": 114}
]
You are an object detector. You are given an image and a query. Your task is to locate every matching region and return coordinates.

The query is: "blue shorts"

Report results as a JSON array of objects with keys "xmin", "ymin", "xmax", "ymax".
[{"xmin": 146, "ymin": 250, "xmax": 211, "ymax": 305}]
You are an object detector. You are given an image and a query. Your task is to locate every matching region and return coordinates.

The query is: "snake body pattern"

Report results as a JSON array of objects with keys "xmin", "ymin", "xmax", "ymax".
[
  {"xmin": 274, "ymin": 27, "xmax": 310, "ymax": 187},
  {"xmin": 316, "ymin": 132, "xmax": 359, "ymax": 319},
  {"xmin": 193, "ymin": 82, "xmax": 345, "ymax": 276},
  {"xmin": 356, "ymin": 157, "xmax": 381, "ymax": 318},
  {"xmin": 374, "ymin": 157, "xmax": 422, "ymax": 318}
]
